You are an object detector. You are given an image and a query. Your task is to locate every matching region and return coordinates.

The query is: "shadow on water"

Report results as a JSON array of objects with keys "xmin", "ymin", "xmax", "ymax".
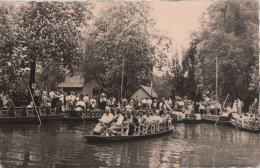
[{"xmin": 0, "ymin": 122, "xmax": 259, "ymax": 168}]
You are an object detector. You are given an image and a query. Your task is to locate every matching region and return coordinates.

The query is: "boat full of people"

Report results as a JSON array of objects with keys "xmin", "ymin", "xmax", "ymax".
[
  {"xmin": 230, "ymin": 113, "xmax": 260, "ymax": 133},
  {"xmin": 84, "ymin": 107, "xmax": 176, "ymax": 142}
]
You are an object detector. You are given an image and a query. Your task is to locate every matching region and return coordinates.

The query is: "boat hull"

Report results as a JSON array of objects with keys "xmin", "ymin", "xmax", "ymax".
[
  {"xmin": 0, "ymin": 114, "xmax": 65, "ymax": 123},
  {"xmin": 201, "ymin": 114, "xmax": 232, "ymax": 126},
  {"xmin": 84, "ymin": 129, "xmax": 173, "ymax": 142},
  {"xmin": 62, "ymin": 117, "xmax": 98, "ymax": 122},
  {"xmin": 231, "ymin": 121, "xmax": 260, "ymax": 133},
  {"xmin": 183, "ymin": 119, "xmax": 201, "ymax": 124}
]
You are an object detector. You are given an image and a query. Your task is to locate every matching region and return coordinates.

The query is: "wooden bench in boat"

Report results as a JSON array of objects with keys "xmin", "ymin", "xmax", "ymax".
[
  {"xmin": 26, "ymin": 108, "xmax": 35, "ymax": 117},
  {"xmin": 50, "ymin": 108, "xmax": 56, "ymax": 116},
  {"xmin": 0, "ymin": 108, "xmax": 12, "ymax": 118},
  {"xmin": 14, "ymin": 107, "xmax": 25, "ymax": 117},
  {"xmin": 39, "ymin": 108, "xmax": 47, "ymax": 116}
]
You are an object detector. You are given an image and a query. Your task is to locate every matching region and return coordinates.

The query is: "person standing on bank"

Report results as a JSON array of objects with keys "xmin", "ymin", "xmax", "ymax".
[
  {"xmin": 237, "ymin": 99, "xmax": 243, "ymax": 115},
  {"xmin": 33, "ymin": 87, "xmax": 41, "ymax": 106}
]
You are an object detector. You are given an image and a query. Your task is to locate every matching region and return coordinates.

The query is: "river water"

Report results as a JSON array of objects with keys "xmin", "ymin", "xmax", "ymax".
[{"xmin": 0, "ymin": 122, "xmax": 259, "ymax": 168}]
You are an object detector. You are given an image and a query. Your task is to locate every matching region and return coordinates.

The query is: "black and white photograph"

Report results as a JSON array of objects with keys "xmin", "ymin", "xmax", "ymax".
[{"xmin": 0, "ymin": 0, "xmax": 259, "ymax": 167}]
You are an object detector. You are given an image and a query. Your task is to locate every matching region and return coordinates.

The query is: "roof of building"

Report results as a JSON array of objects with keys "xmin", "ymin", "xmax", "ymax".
[
  {"xmin": 58, "ymin": 75, "xmax": 85, "ymax": 88},
  {"xmin": 138, "ymin": 85, "xmax": 159, "ymax": 98}
]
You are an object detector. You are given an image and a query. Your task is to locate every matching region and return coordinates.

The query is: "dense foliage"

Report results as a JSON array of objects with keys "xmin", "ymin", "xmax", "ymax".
[
  {"xmin": 0, "ymin": 2, "xmax": 93, "ymax": 93},
  {"xmin": 83, "ymin": 2, "xmax": 171, "ymax": 99},
  {"xmin": 172, "ymin": 1, "xmax": 259, "ymax": 109}
]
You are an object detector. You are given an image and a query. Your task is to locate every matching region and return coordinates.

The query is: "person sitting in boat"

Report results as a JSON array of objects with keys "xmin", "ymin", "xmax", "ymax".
[
  {"xmin": 154, "ymin": 110, "xmax": 162, "ymax": 124},
  {"xmin": 128, "ymin": 110, "xmax": 140, "ymax": 135},
  {"xmin": 143, "ymin": 111, "xmax": 156, "ymax": 133},
  {"xmin": 145, "ymin": 111, "xmax": 154, "ymax": 124},
  {"xmin": 137, "ymin": 111, "xmax": 146, "ymax": 124},
  {"xmin": 125, "ymin": 103, "xmax": 133, "ymax": 111},
  {"xmin": 27, "ymin": 101, "xmax": 34, "ymax": 108},
  {"xmin": 93, "ymin": 106, "xmax": 114, "ymax": 135},
  {"xmin": 122, "ymin": 97, "xmax": 128, "ymax": 109},
  {"xmin": 209, "ymin": 102, "xmax": 215, "ymax": 115},
  {"xmin": 187, "ymin": 102, "xmax": 194, "ymax": 113},
  {"xmin": 225, "ymin": 103, "xmax": 232, "ymax": 113},
  {"xmin": 124, "ymin": 109, "xmax": 133, "ymax": 122},
  {"xmin": 199, "ymin": 102, "xmax": 205, "ymax": 115},
  {"xmin": 160, "ymin": 109, "xmax": 170, "ymax": 124},
  {"xmin": 75, "ymin": 96, "xmax": 86, "ymax": 112},
  {"xmin": 216, "ymin": 101, "xmax": 221, "ymax": 115},
  {"xmin": 129, "ymin": 99, "xmax": 135, "ymax": 108},
  {"xmin": 107, "ymin": 109, "xmax": 125, "ymax": 135}
]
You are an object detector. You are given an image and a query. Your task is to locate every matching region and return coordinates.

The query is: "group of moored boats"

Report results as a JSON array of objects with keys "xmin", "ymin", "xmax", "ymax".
[
  {"xmin": 0, "ymin": 107, "xmax": 103, "ymax": 123},
  {"xmin": 84, "ymin": 109, "xmax": 259, "ymax": 142},
  {"xmin": 1, "ymin": 107, "xmax": 259, "ymax": 143}
]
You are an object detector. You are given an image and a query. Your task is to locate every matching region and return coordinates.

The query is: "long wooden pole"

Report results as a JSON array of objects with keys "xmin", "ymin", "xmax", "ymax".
[
  {"xmin": 221, "ymin": 93, "xmax": 229, "ymax": 112},
  {"xmin": 28, "ymin": 86, "xmax": 41, "ymax": 125},
  {"xmin": 215, "ymin": 93, "xmax": 229, "ymax": 126},
  {"xmin": 216, "ymin": 57, "xmax": 218, "ymax": 100},
  {"xmin": 120, "ymin": 56, "xmax": 124, "ymax": 101}
]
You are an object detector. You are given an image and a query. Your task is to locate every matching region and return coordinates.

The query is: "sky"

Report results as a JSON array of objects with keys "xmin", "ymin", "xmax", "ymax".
[
  {"xmin": 94, "ymin": 1, "xmax": 212, "ymax": 75},
  {"xmin": 95, "ymin": 1, "xmax": 211, "ymax": 50},
  {"xmin": 150, "ymin": 1, "xmax": 211, "ymax": 49}
]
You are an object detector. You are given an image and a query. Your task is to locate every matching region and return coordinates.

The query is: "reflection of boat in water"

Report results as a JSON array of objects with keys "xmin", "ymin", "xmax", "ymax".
[
  {"xmin": 182, "ymin": 113, "xmax": 201, "ymax": 124},
  {"xmin": 230, "ymin": 113, "xmax": 260, "ymax": 133},
  {"xmin": 201, "ymin": 113, "xmax": 232, "ymax": 126},
  {"xmin": 85, "ymin": 128, "xmax": 174, "ymax": 142}
]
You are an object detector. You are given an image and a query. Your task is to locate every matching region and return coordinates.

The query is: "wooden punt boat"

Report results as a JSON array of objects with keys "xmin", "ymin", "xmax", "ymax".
[
  {"xmin": 231, "ymin": 120, "xmax": 260, "ymax": 133},
  {"xmin": 84, "ymin": 127, "xmax": 174, "ymax": 142},
  {"xmin": 201, "ymin": 113, "xmax": 232, "ymax": 126},
  {"xmin": 62, "ymin": 110, "xmax": 104, "ymax": 122},
  {"xmin": 230, "ymin": 114, "xmax": 260, "ymax": 133},
  {"xmin": 182, "ymin": 113, "xmax": 201, "ymax": 124},
  {"xmin": 0, "ymin": 107, "xmax": 65, "ymax": 123}
]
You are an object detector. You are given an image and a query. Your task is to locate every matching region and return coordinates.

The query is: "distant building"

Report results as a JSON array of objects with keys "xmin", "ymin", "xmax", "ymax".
[
  {"xmin": 58, "ymin": 75, "xmax": 101, "ymax": 97},
  {"xmin": 131, "ymin": 85, "xmax": 159, "ymax": 102}
]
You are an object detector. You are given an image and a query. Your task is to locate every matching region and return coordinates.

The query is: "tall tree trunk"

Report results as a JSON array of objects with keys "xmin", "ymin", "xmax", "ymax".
[{"xmin": 27, "ymin": 60, "xmax": 36, "ymax": 104}]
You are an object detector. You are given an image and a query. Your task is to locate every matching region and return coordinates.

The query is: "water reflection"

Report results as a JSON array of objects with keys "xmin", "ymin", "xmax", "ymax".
[{"xmin": 0, "ymin": 122, "xmax": 259, "ymax": 167}]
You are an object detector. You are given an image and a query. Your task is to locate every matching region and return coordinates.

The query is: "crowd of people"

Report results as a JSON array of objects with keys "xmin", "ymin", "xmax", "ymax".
[
  {"xmin": 1, "ymin": 86, "xmax": 260, "ymax": 118},
  {"xmin": 93, "ymin": 106, "xmax": 172, "ymax": 136}
]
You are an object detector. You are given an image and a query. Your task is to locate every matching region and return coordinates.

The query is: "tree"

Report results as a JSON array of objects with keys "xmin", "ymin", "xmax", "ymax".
[
  {"xmin": 0, "ymin": 4, "xmax": 22, "ymax": 91},
  {"xmin": 84, "ymin": 2, "xmax": 171, "ymax": 99},
  {"xmin": 10, "ymin": 2, "xmax": 93, "ymax": 102},
  {"xmin": 191, "ymin": 1, "xmax": 259, "ymax": 109},
  {"xmin": 182, "ymin": 38, "xmax": 200, "ymax": 101},
  {"xmin": 170, "ymin": 52, "xmax": 186, "ymax": 97},
  {"xmin": 36, "ymin": 62, "xmax": 66, "ymax": 91}
]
